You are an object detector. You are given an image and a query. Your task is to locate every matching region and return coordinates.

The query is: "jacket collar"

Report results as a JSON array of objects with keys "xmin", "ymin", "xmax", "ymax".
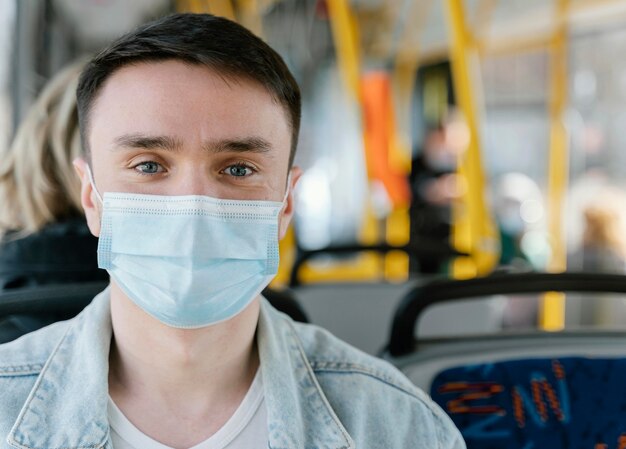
[
  {"xmin": 9, "ymin": 290, "xmax": 353, "ymax": 449},
  {"xmin": 8, "ymin": 287, "xmax": 112, "ymax": 449},
  {"xmin": 258, "ymin": 301, "xmax": 354, "ymax": 449}
]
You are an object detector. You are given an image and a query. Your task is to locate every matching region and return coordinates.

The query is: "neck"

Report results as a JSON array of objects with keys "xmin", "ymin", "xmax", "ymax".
[{"xmin": 107, "ymin": 281, "xmax": 260, "ymax": 447}]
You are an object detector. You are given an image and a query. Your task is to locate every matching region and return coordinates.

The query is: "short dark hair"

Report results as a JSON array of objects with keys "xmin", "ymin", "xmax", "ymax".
[{"xmin": 77, "ymin": 13, "xmax": 301, "ymax": 166}]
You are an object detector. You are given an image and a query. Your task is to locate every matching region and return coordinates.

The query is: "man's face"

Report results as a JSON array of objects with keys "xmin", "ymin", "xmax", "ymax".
[{"xmin": 75, "ymin": 60, "xmax": 300, "ymax": 238}]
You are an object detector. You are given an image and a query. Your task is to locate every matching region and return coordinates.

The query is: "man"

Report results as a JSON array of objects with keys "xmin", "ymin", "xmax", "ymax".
[{"xmin": 0, "ymin": 13, "xmax": 465, "ymax": 449}]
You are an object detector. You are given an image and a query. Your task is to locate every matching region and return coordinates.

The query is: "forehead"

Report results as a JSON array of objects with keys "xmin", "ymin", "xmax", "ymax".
[{"xmin": 88, "ymin": 60, "xmax": 291, "ymax": 156}]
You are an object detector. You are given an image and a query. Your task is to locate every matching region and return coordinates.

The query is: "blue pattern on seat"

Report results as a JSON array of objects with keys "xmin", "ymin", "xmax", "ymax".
[{"xmin": 430, "ymin": 357, "xmax": 626, "ymax": 449}]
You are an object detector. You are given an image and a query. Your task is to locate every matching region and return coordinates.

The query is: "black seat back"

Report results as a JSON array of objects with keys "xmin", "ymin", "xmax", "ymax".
[{"xmin": 0, "ymin": 282, "xmax": 308, "ymax": 344}]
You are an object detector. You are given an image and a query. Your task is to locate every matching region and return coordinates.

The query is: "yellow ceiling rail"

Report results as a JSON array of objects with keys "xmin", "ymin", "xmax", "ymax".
[
  {"xmin": 445, "ymin": 0, "xmax": 499, "ymax": 279},
  {"xmin": 476, "ymin": 33, "xmax": 552, "ymax": 56},
  {"xmin": 540, "ymin": 0, "xmax": 570, "ymax": 331},
  {"xmin": 570, "ymin": 0, "xmax": 626, "ymax": 15},
  {"xmin": 473, "ymin": 0, "xmax": 626, "ymax": 58}
]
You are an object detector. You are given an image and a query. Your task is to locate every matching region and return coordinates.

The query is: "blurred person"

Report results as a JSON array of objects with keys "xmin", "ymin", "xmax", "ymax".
[
  {"xmin": 0, "ymin": 14, "xmax": 464, "ymax": 449},
  {"xmin": 493, "ymin": 173, "xmax": 544, "ymax": 329},
  {"xmin": 492, "ymin": 173, "xmax": 544, "ymax": 269},
  {"xmin": 576, "ymin": 190, "xmax": 626, "ymax": 273},
  {"xmin": 0, "ymin": 60, "xmax": 108, "ymax": 339},
  {"xmin": 566, "ymin": 187, "xmax": 626, "ymax": 327},
  {"xmin": 0, "ymin": 59, "xmax": 105, "ymax": 287},
  {"xmin": 409, "ymin": 113, "xmax": 466, "ymax": 273}
]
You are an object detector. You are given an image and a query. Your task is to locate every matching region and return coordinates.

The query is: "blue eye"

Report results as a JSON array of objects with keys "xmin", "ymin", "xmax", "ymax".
[
  {"xmin": 134, "ymin": 161, "xmax": 163, "ymax": 174},
  {"xmin": 227, "ymin": 164, "xmax": 253, "ymax": 177}
]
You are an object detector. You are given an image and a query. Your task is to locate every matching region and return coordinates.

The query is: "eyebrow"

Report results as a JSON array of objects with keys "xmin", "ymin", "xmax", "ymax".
[
  {"xmin": 206, "ymin": 137, "xmax": 272, "ymax": 155},
  {"xmin": 113, "ymin": 134, "xmax": 183, "ymax": 151},
  {"xmin": 112, "ymin": 134, "xmax": 272, "ymax": 155}
]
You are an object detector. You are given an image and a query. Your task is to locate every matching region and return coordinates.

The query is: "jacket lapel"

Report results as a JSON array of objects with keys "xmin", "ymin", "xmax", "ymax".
[
  {"xmin": 258, "ymin": 300, "xmax": 355, "ymax": 449},
  {"xmin": 8, "ymin": 288, "xmax": 112, "ymax": 449}
]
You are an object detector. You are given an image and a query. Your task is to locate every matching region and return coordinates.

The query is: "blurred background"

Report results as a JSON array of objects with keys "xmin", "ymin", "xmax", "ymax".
[{"xmin": 4, "ymin": 0, "xmax": 626, "ymax": 352}]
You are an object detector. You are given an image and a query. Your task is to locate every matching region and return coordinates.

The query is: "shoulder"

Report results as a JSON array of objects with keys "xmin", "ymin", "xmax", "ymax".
[
  {"xmin": 0, "ymin": 319, "xmax": 70, "ymax": 375},
  {"xmin": 289, "ymin": 320, "xmax": 465, "ymax": 448},
  {"xmin": 0, "ymin": 320, "xmax": 70, "ymax": 444},
  {"xmin": 292, "ymin": 319, "xmax": 417, "ymax": 392}
]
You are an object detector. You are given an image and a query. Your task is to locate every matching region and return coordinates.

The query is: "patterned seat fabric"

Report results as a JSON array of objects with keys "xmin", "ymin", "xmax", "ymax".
[{"xmin": 431, "ymin": 357, "xmax": 626, "ymax": 449}]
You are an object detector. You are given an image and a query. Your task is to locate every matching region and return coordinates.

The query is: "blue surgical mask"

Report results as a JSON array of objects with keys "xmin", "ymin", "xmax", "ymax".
[{"xmin": 87, "ymin": 166, "xmax": 288, "ymax": 328}]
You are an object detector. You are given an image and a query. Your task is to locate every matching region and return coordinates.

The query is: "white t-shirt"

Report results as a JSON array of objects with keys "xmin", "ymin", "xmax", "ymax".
[{"xmin": 107, "ymin": 370, "xmax": 267, "ymax": 449}]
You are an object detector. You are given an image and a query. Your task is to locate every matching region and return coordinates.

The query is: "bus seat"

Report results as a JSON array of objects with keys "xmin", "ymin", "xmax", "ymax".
[
  {"xmin": 382, "ymin": 272, "xmax": 626, "ymax": 449},
  {"xmin": 0, "ymin": 282, "xmax": 308, "ymax": 344},
  {"xmin": 0, "ymin": 281, "xmax": 108, "ymax": 343},
  {"xmin": 430, "ymin": 355, "xmax": 626, "ymax": 449},
  {"xmin": 261, "ymin": 287, "xmax": 309, "ymax": 323}
]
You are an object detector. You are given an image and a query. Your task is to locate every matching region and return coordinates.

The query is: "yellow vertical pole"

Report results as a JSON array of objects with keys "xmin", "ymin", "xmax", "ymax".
[
  {"xmin": 444, "ymin": 0, "xmax": 499, "ymax": 279},
  {"xmin": 289, "ymin": 3, "xmax": 381, "ymax": 285},
  {"xmin": 541, "ymin": 0, "xmax": 570, "ymax": 331},
  {"xmin": 384, "ymin": 208, "xmax": 410, "ymax": 281},
  {"xmin": 271, "ymin": 225, "xmax": 296, "ymax": 289},
  {"xmin": 326, "ymin": 0, "xmax": 377, "ymax": 248},
  {"xmin": 237, "ymin": 0, "xmax": 264, "ymax": 37},
  {"xmin": 326, "ymin": 0, "xmax": 381, "ymax": 276},
  {"xmin": 206, "ymin": 0, "xmax": 237, "ymax": 20},
  {"xmin": 384, "ymin": 77, "xmax": 411, "ymax": 281},
  {"xmin": 385, "ymin": 0, "xmax": 434, "ymax": 282},
  {"xmin": 326, "ymin": 0, "xmax": 362, "ymax": 102},
  {"xmin": 176, "ymin": 0, "xmax": 204, "ymax": 13}
]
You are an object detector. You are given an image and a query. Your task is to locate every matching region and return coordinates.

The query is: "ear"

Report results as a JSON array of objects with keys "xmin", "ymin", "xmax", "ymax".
[
  {"xmin": 278, "ymin": 166, "xmax": 302, "ymax": 240},
  {"xmin": 73, "ymin": 158, "xmax": 102, "ymax": 237}
]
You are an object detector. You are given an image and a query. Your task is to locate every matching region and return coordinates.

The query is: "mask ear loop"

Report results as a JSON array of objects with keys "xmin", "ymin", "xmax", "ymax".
[
  {"xmin": 86, "ymin": 165, "xmax": 104, "ymax": 205},
  {"xmin": 281, "ymin": 173, "xmax": 292, "ymax": 205}
]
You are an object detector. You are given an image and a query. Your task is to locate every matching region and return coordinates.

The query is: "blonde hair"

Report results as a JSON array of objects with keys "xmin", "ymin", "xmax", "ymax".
[
  {"xmin": 582, "ymin": 188, "xmax": 626, "ymax": 259},
  {"xmin": 0, "ymin": 60, "xmax": 85, "ymax": 238}
]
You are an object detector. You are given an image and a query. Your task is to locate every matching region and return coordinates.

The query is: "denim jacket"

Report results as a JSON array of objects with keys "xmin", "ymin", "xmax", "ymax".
[{"xmin": 0, "ymin": 288, "xmax": 465, "ymax": 449}]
